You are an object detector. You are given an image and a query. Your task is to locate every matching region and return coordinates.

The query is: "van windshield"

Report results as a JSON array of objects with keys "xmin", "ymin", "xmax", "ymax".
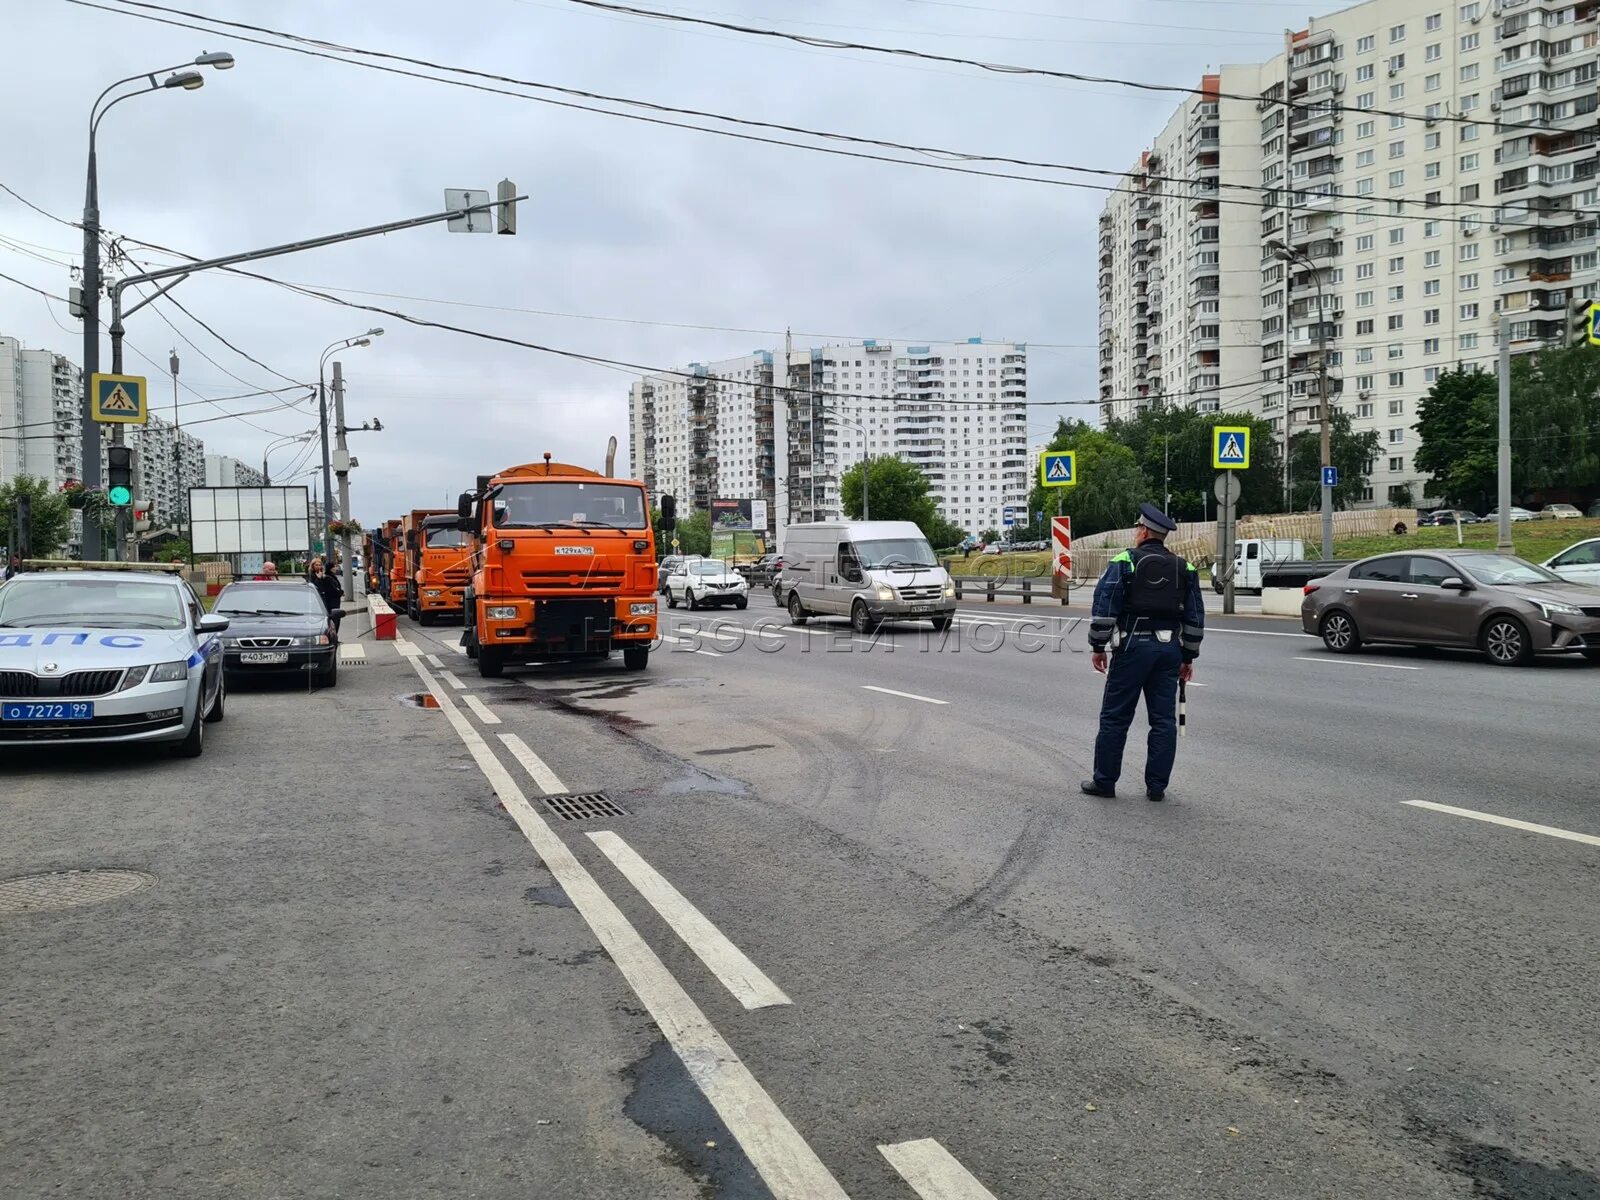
[{"xmin": 855, "ymin": 538, "xmax": 938, "ymax": 570}]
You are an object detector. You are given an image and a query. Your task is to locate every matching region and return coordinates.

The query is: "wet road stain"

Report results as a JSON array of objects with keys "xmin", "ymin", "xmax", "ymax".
[
  {"xmin": 696, "ymin": 744, "xmax": 776, "ymax": 757},
  {"xmin": 524, "ymin": 885, "xmax": 575, "ymax": 909},
  {"xmin": 623, "ymin": 1039, "xmax": 772, "ymax": 1200},
  {"xmin": 661, "ymin": 769, "xmax": 748, "ymax": 797}
]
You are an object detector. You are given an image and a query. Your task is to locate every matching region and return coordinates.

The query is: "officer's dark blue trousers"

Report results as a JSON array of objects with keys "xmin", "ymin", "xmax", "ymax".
[{"xmin": 1093, "ymin": 633, "xmax": 1184, "ymax": 792}]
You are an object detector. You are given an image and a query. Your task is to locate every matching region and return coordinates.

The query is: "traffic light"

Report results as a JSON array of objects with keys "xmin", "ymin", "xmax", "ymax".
[{"xmin": 107, "ymin": 445, "xmax": 134, "ymax": 507}]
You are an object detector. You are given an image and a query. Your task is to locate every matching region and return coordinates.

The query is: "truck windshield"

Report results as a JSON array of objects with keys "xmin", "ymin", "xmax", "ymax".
[
  {"xmin": 424, "ymin": 528, "xmax": 468, "ymax": 548},
  {"xmin": 493, "ymin": 482, "xmax": 647, "ymax": 530},
  {"xmin": 855, "ymin": 538, "xmax": 938, "ymax": 570}
]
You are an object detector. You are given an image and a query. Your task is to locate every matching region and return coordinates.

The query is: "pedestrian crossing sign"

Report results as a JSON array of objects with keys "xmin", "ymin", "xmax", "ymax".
[
  {"xmin": 1040, "ymin": 450, "xmax": 1077, "ymax": 488},
  {"xmin": 91, "ymin": 373, "xmax": 148, "ymax": 425},
  {"xmin": 1212, "ymin": 425, "xmax": 1250, "ymax": 469}
]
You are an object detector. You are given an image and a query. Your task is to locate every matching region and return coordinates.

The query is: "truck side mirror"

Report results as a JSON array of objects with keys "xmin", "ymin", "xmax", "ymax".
[
  {"xmin": 457, "ymin": 491, "xmax": 474, "ymax": 530},
  {"xmin": 660, "ymin": 494, "xmax": 677, "ymax": 531}
]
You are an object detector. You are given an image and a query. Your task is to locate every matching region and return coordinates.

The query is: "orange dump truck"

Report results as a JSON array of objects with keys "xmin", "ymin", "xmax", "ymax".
[
  {"xmin": 406, "ymin": 511, "xmax": 475, "ymax": 624},
  {"xmin": 458, "ymin": 455, "xmax": 658, "ymax": 676},
  {"xmin": 381, "ymin": 518, "xmax": 406, "ymax": 605},
  {"xmin": 395, "ymin": 510, "xmax": 447, "ymax": 613}
]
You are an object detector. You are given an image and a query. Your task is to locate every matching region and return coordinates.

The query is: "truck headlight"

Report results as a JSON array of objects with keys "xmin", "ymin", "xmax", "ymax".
[
  {"xmin": 875, "ymin": 585, "xmax": 894, "ymax": 601},
  {"xmin": 943, "ymin": 581, "xmax": 956, "ymax": 597},
  {"xmin": 630, "ymin": 602, "xmax": 657, "ymax": 616},
  {"xmin": 148, "ymin": 660, "xmax": 189, "ymax": 684},
  {"xmin": 487, "ymin": 606, "xmax": 519, "ymax": 620}
]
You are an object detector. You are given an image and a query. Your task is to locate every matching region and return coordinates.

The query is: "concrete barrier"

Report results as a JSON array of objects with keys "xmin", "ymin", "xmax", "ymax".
[
  {"xmin": 368, "ymin": 594, "xmax": 397, "ymax": 640},
  {"xmin": 1261, "ymin": 587, "xmax": 1304, "ymax": 618}
]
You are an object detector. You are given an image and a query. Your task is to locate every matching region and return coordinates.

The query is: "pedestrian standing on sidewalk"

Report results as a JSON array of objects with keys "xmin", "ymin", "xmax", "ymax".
[
  {"xmin": 308, "ymin": 557, "xmax": 345, "ymax": 641},
  {"xmin": 1080, "ymin": 503, "xmax": 1205, "ymax": 802}
]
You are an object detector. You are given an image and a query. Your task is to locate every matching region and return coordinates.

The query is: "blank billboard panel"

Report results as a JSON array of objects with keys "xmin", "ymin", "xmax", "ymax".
[{"xmin": 189, "ymin": 486, "xmax": 311, "ymax": 554}]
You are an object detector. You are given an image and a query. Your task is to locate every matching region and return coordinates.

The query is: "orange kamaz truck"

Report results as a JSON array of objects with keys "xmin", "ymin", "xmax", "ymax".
[
  {"xmin": 457, "ymin": 453, "xmax": 658, "ymax": 676},
  {"xmin": 395, "ymin": 510, "xmax": 446, "ymax": 614},
  {"xmin": 380, "ymin": 518, "xmax": 405, "ymax": 604},
  {"xmin": 406, "ymin": 511, "xmax": 474, "ymax": 624}
]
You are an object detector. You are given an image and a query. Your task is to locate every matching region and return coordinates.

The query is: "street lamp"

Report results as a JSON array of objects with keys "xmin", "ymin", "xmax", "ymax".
[
  {"xmin": 80, "ymin": 51, "xmax": 234, "ymax": 560},
  {"xmin": 1269, "ymin": 237, "xmax": 1335, "ymax": 559},
  {"xmin": 317, "ymin": 330, "xmax": 382, "ymax": 561},
  {"xmin": 263, "ymin": 431, "xmax": 316, "ymax": 486}
]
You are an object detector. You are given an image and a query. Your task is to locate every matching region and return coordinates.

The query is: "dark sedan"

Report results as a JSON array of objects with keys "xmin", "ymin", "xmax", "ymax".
[
  {"xmin": 214, "ymin": 580, "xmax": 341, "ymax": 687},
  {"xmin": 1302, "ymin": 550, "xmax": 1600, "ymax": 666}
]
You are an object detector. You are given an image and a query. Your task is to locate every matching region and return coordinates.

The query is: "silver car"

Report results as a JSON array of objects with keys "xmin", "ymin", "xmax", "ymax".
[{"xmin": 0, "ymin": 567, "xmax": 228, "ymax": 755}]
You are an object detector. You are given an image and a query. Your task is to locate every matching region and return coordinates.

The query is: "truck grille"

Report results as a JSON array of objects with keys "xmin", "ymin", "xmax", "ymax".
[
  {"xmin": 0, "ymin": 669, "xmax": 125, "ymax": 698},
  {"xmin": 521, "ymin": 570, "xmax": 626, "ymax": 591}
]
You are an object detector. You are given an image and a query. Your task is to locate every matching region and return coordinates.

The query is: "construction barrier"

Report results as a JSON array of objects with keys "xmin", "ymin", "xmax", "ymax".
[{"xmin": 368, "ymin": 594, "xmax": 397, "ymax": 641}]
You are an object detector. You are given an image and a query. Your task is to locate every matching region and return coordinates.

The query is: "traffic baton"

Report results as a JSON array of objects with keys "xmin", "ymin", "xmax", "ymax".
[{"xmin": 1179, "ymin": 678, "xmax": 1187, "ymax": 737}]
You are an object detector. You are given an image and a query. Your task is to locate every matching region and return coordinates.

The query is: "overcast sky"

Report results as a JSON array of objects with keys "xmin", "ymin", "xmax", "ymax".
[{"xmin": 0, "ymin": 0, "xmax": 1343, "ymax": 524}]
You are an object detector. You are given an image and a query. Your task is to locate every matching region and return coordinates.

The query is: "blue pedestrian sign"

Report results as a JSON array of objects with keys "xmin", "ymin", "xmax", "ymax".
[
  {"xmin": 1212, "ymin": 425, "xmax": 1250, "ymax": 469},
  {"xmin": 1322, "ymin": 465, "xmax": 1339, "ymax": 488},
  {"xmin": 90, "ymin": 373, "xmax": 147, "ymax": 425},
  {"xmin": 1040, "ymin": 451, "xmax": 1077, "ymax": 488}
]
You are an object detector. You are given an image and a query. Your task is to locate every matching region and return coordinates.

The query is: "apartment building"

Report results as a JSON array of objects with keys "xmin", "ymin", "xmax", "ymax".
[
  {"xmin": 1099, "ymin": 0, "xmax": 1598, "ymax": 507},
  {"xmin": 126, "ymin": 416, "xmax": 205, "ymax": 527},
  {"xmin": 629, "ymin": 339, "xmax": 1029, "ymax": 536},
  {"xmin": 204, "ymin": 454, "xmax": 266, "ymax": 489},
  {"xmin": 0, "ymin": 335, "xmax": 84, "ymax": 492}
]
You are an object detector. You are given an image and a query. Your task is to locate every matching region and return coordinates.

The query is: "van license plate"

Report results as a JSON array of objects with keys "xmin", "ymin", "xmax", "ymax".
[{"xmin": 3, "ymin": 702, "xmax": 94, "ymax": 721}]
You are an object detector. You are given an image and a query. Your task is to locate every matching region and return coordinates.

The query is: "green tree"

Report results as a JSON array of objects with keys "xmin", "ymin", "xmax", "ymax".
[
  {"xmin": 979, "ymin": 527, "xmax": 1001, "ymax": 544},
  {"xmin": 1414, "ymin": 367, "xmax": 1497, "ymax": 508},
  {"xmin": 840, "ymin": 456, "xmax": 937, "ymax": 527},
  {"xmin": 1108, "ymin": 408, "xmax": 1284, "ymax": 519},
  {"xmin": 1027, "ymin": 420, "xmax": 1149, "ymax": 537},
  {"xmin": 0, "ymin": 476, "xmax": 74, "ymax": 559},
  {"xmin": 673, "ymin": 509, "xmax": 712, "ymax": 557},
  {"xmin": 1287, "ymin": 411, "xmax": 1381, "ymax": 511},
  {"xmin": 922, "ymin": 514, "xmax": 967, "ymax": 551}
]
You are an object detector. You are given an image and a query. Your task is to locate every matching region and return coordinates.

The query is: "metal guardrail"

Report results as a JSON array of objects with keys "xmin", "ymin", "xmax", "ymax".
[{"xmin": 949, "ymin": 575, "xmax": 1068, "ymax": 605}]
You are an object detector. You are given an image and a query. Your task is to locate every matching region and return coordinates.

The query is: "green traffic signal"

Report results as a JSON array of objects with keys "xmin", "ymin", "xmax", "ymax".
[{"xmin": 108, "ymin": 486, "xmax": 132, "ymax": 507}]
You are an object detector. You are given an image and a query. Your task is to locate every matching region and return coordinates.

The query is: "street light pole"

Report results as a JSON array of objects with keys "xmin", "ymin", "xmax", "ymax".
[
  {"xmin": 332, "ymin": 360, "xmax": 356, "ymax": 603},
  {"xmin": 1496, "ymin": 313, "xmax": 1513, "ymax": 551},
  {"xmin": 80, "ymin": 52, "xmax": 233, "ymax": 561},
  {"xmin": 316, "ymin": 330, "xmax": 382, "ymax": 562}
]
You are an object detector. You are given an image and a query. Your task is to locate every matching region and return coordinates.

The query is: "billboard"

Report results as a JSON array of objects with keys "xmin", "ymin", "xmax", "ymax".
[
  {"xmin": 189, "ymin": 486, "xmax": 312, "ymax": 554},
  {"xmin": 711, "ymin": 497, "xmax": 753, "ymax": 530},
  {"xmin": 711, "ymin": 530, "xmax": 766, "ymax": 562}
]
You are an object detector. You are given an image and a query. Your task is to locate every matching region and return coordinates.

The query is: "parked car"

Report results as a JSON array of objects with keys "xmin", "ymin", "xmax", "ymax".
[
  {"xmin": 738, "ymin": 553, "xmax": 784, "ymax": 586},
  {"xmin": 657, "ymin": 555, "xmax": 687, "ymax": 594},
  {"xmin": 1484, "ymin": 506, "xmax": 1537, "ymax": 522},
  {"xmin": 1539, "ymin": 503, "xmax": 1583, "ymax": 520},
  {"xmin": 1301, "ymin": 549, "xmax": 1600, "ymax": 666},
  {"xmin": 0, "ymin": 566, "xmax": 227, "ymax": 755},
  {"xmin": 664, "ymin": 559, "xmax": 749, "ymax": 610},
  {"xmin": 1544, "ymin": 538, "xmax": 1600, "ymax": 589},
  {"xmin": 1588, "ymin": 501, "xmax": 1600, "ymax": 519},
  {"xmin": 213, "ymin": 579, "xmax": 340, "ymax": 687},
  {"xmin": 1419, "ymin": 509, "xmax": 1480, "ymax": 527}
]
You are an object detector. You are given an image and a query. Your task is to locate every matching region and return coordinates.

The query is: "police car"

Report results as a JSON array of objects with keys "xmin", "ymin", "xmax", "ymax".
[{"xmin": 0, "ymin": 564, "xmax": 228, "ymax": 756}]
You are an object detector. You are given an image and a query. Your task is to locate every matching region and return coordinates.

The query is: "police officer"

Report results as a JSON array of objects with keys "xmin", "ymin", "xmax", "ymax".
[{"xmin": 1081, "ymin": 503, "xmax": 1205, "ymax": 802}]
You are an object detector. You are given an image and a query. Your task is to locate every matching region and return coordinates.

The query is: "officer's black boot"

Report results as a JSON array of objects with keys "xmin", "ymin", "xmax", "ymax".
[{"xmin": 1080, "ymin": 780, "xmax": 1115, "ymax": 798}]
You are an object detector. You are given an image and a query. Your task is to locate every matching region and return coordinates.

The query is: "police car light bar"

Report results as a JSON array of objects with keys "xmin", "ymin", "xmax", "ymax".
[{"xmin": 20, "ymin": 560, "xmax": 185, "ymax": 574}]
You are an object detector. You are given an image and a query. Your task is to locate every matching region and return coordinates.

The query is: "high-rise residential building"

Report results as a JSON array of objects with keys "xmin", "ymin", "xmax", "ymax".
[
  {"xmin": 0, "ymin": 335, "xmax": 84, "ymax": 492},
  {"xmin": 204, "ymin": 454, "xmax": 266, "ymax": 488},
  {"xmin": 629, "ymin": 338, "xmax": 1029, "ymax": 536},
  {"xmin": 1098, "ymin": 0, "xmax": 1599, "ymax": 508},
  {"xmin": 121, "ymin": 415, "xmax": 205, "ymax": 527}
]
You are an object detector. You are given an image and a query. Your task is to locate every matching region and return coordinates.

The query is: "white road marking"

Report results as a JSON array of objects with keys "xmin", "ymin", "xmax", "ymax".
[
  {"xmin": 338, "ymin": 643, "xmax": 366, "ymax": 662},
  {"xmin": 401, "ymin": 658, "xmax": 850, "ymax": 1200},
  {"xmin": 425, "ymin": 653, "xmax": 444, "ymax": 668},
  {"xmin": 394, "ymin": 636, "xmax": 420, "ymax": 657},
  {"xmin": 879, "ymin": 1139, "xmax": 998, "ymax": 1200},
  {"xmin": 498, "ymin": 732, "xmax": 569, "ymax": 795},
  {"xmin": 587, "ymin": 831, "xmax": 791, "ymax": 1010},
  {"xmin": 1209, "ymin": 627, "xmax": 1314, "ymax": 638},
  {"xmin": 463, "ymin": 694, "xmax": 501, "ymax": 725},
  {"xmin": 862, "ymin": 685, "xmax": 948, "ymax": 706},
  {"xmin": 1291, "ymin": 656, "xmax": 1422, "ymax": 671},
  {"xmin": 440, "ymin": 669, "xmax": 469, "ymax": 690},
  {"xmin": 1403, "ymin": 801, "xmax": 1600, "ymax": 848}
]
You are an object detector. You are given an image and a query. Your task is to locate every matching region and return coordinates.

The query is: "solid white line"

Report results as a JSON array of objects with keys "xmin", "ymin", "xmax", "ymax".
[
  {"xmin": 425, "ymin": 653, "xmax": 444, "ymax": 668},
  {"xmin": 1291, "ymin": 656, "xmax": 1422, "ymax": 671},
  {"xmin": 497, "ymin": 732, "xmax": 569, "ymax": 795},
  {"xmin": 691, "ymin": 649, "xmax": 724, "ymax": 658},
  {"xmin": 401, "ymin": 658, "xmax": 849, "ymax": 1200},
  {"xmin": 393, "ymin": 636, "xmax": 420, "ymax": 657},
  {"xmin": 338, "ymin": 643, "xmax": 366, "ymax": 662},
  {"xmin": 1210, "ymin": 627, "xmax": 1313, "ymax": 638},
  {"xmin": 879, "ymin": 1139, "xmax": 998, "ymax": 1200},
  {"xmin": 1403, "ymin": 800, "xmax": 1600, "ymax": 848},
  {"xmin": 862, "ymin": 685, "xmax": 948, "ymax": 706},
  {"xmin": 440, "ymin": 669, "xmax": 469, "ymax": 690},
  {"xmin": 587, "ymin": 831, "xmax": 791, "ymax": 1010},
  {"xmin": 463, "ymin": 694, "xmax": 501, "ymax": 726}
]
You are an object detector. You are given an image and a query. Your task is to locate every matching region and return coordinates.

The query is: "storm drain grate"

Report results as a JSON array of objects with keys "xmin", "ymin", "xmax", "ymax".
[
  {"xmin": 540, "ymin": 792, "xmax": 628, "ymax": 821},
  {"xmin": 0, "ymin": 869, "xmax": 156, "ymax": 916}
]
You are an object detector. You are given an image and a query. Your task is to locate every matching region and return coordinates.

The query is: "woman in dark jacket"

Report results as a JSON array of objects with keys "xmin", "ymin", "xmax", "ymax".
[{"xmin": 307, "ymin": 558, "xmax": 345, "ymax": 639}]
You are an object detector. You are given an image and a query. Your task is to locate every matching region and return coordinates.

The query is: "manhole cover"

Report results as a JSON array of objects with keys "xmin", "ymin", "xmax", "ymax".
[
  {"xmin": 0, "ymin": 869, "xmax": 156, "ymax": 915},
  {"xmin": 541, "ymin": 792, "xmax": 628, "ymax": 821}
]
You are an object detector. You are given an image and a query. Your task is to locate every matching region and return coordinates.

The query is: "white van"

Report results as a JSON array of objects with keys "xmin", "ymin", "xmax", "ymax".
[
  {"xmin": 1214, "ymin": 537, "xmax": 1306, "ymax": 593},
  {"xmin": 777, "ymin": 521, "xmax": 955, "ymax": 633}
]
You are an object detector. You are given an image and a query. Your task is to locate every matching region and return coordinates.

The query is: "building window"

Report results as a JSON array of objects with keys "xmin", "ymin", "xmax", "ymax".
[
  {"xmin": 1460, "ymin": 153, "xmax": 1479, "ymax": 172},
  {"xmin": 1389, "ymin": 456, "xmax": 1406, "ymax": 471},
  {"xmin": 1390, "ymin": 24, "xmax": 1406, "ymax": 43},
  {"xmin": 1424, "ymin": 337, "xmax": 1440, "ymax": 354},
  {"xmin": 1388, "ymin": 286, "xmax": 1405, "ymax": 301},
  {"xmin": 1424, "ymin": 249, "xmax": 1441, "ymax": 267},
  {"xmin": 1425, "ymin": 131, "xmax": 1442, "ymax": 150},
  {"xmin": 1424, "ymin": 367, "xmax": 1441, "ymax": 383},
  {"xmin": 1389, "ymin": 256, "xmax": 1406, "ymax": 273},
  {"xmin": 1357, "ymin": 347, "xmax": 1375, "ymax": 363},
  {"xmin": 1357, "ymin": 319, "xmax": 1376, "ymax": 335},
  {"xmin": 1389, "ymin": 428, "xmax": 1405, "ymax": 444},
  {"xmin": 1459, "ymin": 2, "xmax": 1479, "ymax": 18},
  {"xmin": 1389, "ymin": 315, "xmax": 1405, "ymax": 331},
  {"xmin": 1358, "ymin": 120, "xmax": 1375, "ymax": 139},
  {"xmin": 1357, "ymin": 148, "xmax": 1375, "ymax": 166},
  {"xmin": 1356, "ymin": 64, "xmax": 1375, "ymax": 82},
  {"xmin": 1357, "ymin": 34, "xmax": 1375, "ymax": 53},
  {"xmin": 1390, "ymin": 83, "xmax": 1406, "ymax": 100},
  {"xmin": 1424, "ymin": 279, "xmax": 1441, "ymax": 296},
  {"xmin": 1389, "ymin": 342, "xmax": 1405, "ymax": 358},
  {"xmin": 1460, "ymin": 303, "xmax": 1479, "ymax": 320},
  {"xmin": 1357, "ymin": 262, "xmax": 1375, "ymax": 279},
  {"xmin": 1460, "ymin": 33, "xmax": 1479, "ymax": 52},
  {"xmin": 1460, "ymin": 333, "xmax": 1479, "ymax": 350},
  {"xmin": 1425, "ymin": 161, "xmax": 1441, "ymax": 179},
  {"xmin": 1357, "ymin": 233, "xmax": 1375, "ymax": 252},
  {"xmin": 1459, "ymin": 63, "xmax": 1479, "ymax": 83},
  {"xmin": 1459, "ymin": 242, "xmax": 1479, "ymax": 261},
  {"xmin": 1390, "ymin": 398, "xmax": 1406, "ymax": 416},
  {"xmin": 1426, "ymin": 13, "xmax": 1442, "ymax": 31},
  {"xmin": 1424, "ymin": 308, "xmax": 1440, "ymax": 324},
  {"xmin": 1389, "ymin": 373, "xmax": 1405, "ymax": 389},
  {"xmin": 1459, "ymin": 273, "xmax": 1479, "ymax": 290},
  {"xmin": 1357, "ymin": 290, "xmax": 1375, "ymax": 307},
  {"xmin": 1357, "ymin": 92, "xmax": 1376, "ymax": 109},
  {"xmin": 1388, "ymin": 139, "xmax": 1406, "ymax": 159}
]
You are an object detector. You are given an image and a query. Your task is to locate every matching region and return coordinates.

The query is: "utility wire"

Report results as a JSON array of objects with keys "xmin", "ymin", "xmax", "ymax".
[
  {"xmin": 0, "ymin": 181, "xmax": 79, "ymax": 229},
  {"xmin": 74, "ymin": 0, "xmax": 1575, "ymax": 223}
]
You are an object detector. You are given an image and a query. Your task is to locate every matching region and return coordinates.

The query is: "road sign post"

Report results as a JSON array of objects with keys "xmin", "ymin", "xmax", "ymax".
[
  {"xmin": 1322, "ymin": 465, "xmax": 1339, "ymax": 489},
  {"xmin": 1214, "ymin": 472, "xmax": 1241, "ymax": 616},
  {"xmin": 1051, "ymin": 515, "xmax": 1071, "ymax": 605},
  {"xmin": 90, "ymin": 373, "xmax": 147, "ymax": 424}
]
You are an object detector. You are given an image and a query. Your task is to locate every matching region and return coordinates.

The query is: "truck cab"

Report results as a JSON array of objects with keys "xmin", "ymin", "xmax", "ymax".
[
  {"xmin": 458, "ymin": 457, "xmax": 658, "ymax": 676},
  {"xmin": 408, "ymin": 513, "xmax": 474, "ymax": 625}
]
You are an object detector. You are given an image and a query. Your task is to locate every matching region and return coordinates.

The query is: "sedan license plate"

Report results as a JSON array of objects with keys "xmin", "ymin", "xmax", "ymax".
[
  {"xmin": 2, "ymin": 701, "xmax": 94, "ymax": 722},
  {"xmin": 239, "ymin": 651, "xmax": 290, "ymax": 664}
]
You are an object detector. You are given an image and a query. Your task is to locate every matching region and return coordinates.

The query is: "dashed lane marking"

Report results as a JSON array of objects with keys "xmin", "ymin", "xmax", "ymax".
[
  {"xmin": 400, "ymin": 658, "xmax": 851, "ymax": 1200},
  {"xmin": 862, "ymin": 685, "xmax": 948, "ymax": 706},
  {"xmin": 463, "ymin": 694, "xmax": 501, "ymax": 725},
  {"xmin": 498, "ymin": 732, "xmax": 569, "ymax": 795},
  {"xmin": 1291, "ymin": 656, "xmax": 1422, "ymax": 671},
  {"xmin": 1403, "ymin": 800, "xmax": 1600, "ymax": 848},
  {"xmin": 338, "ymin": 643, "xmax": 366, "ymax": 662},
  {"xmin": 394, "ymin": 636, "xmax": 421, "ymax": 657},
  {"xmin": 587, "ymin": 831, "xmax": 792, "ymax": 1011},
  {"xmin": 879, "ymin": 1139, "xmax": 999, "ymax": 1200},
  {"xmin": 440, "ymin": 669, "xmax": 469, "ymax": 690}
]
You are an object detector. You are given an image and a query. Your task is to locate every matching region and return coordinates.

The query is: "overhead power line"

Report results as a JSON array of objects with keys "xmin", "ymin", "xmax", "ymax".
[
  {"xmin": 73, "ymin": 0, "xmax": 1573, "ymax": 223},
  {"xmin": 563, "ymin": 0, "xmax": 1550, "ymax": 134}
]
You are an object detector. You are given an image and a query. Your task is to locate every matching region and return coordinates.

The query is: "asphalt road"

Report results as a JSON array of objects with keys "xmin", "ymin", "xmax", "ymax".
[{"xmin": 3, "ymin": 595, "xmax": 1597, "ymax": 1199}]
